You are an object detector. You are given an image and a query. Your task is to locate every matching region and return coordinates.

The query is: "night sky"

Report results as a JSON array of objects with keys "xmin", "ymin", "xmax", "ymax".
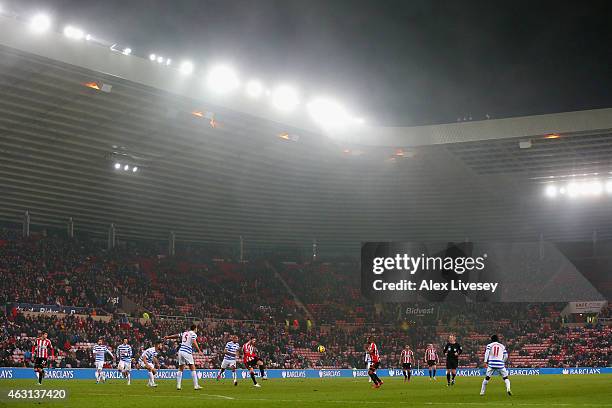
[{"xmin": 11, "ymin": 0, "xmax": 612, "ymax": 126}]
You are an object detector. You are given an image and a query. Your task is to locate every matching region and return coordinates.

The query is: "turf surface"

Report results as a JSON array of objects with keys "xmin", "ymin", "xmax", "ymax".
[{"xmin": 0, "ymin": 375, "xmax": 611, "ymax": 407}]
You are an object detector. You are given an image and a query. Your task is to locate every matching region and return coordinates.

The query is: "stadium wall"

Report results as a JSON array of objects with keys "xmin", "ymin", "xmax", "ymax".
[{"xmin": 0, "ymin": 367, "xmax": 610, "ymax": 380}]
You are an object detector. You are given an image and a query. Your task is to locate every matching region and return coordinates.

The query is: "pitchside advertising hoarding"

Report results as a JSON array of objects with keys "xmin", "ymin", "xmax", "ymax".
[
  {"xmin": 361, "ymin": 242, "xmax": 609, "ymax": 302},
  {"xmin": 0, "ymin": 367, "xmax": 610, "ymax": 380}
]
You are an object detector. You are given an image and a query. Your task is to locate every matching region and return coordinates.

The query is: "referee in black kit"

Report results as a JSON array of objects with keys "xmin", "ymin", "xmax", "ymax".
[{"xmin": 443, "ymin": 334, "xmax": 462, "ymax": 386}]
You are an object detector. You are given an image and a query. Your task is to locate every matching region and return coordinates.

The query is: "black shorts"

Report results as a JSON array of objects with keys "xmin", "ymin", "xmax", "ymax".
[
  {"xmin": 446, "ymin": 359, "xmax": 459, "ymax": 369},
  {"xmin": 427, "ymin": 360, "xmax": 437, "ymax": 367},
  {"xmin": 34, "ymin": 357, "xmax": 47, "ymax": 369},
  {"xmin": 402, "ymin": 363, "xmax": 411, "ymax": 370},
  {"xmin": 245, "ymin": 359, "xmax": 259, "ymax": 368},
  {"xmin": 369, "ymin": 361, "xmax": 380, "ymax": 371}
]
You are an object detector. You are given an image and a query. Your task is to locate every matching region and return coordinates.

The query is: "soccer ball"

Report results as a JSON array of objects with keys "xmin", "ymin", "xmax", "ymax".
[{"xmin": 317, "ymin": 345, "xmax": 326, "ymax": 353}]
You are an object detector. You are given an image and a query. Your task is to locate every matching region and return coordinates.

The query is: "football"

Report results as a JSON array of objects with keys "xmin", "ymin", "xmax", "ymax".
[{"xmin": 318, "ymin": 345, "xmax": 326, "ymax": 353}]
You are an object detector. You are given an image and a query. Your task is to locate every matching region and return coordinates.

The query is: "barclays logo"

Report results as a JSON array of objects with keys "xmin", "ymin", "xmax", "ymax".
[
  {"xmin": 319, "ymin": 370, "xmax": 342, "ymax": 378},
  {"xmin": 456, "ymin": 369, "xmax": 481, "ymax": 377},
  {"xmin": 508, "ymin": 369, "xmax": 539, "ymax": 376},
  {"xmin": 46, "ymin": 370, "xmax": 74, "ymax": 379},
  {"xmin": 282, "ymin": 371, "xmax": 306, "ymax": 378},
  {"xmin": 0, "ymin": 370, "xmax": 13, "ymax": 379},
  {"xmin": 352, "ymin": 370, "xmax": 368, "ymax": 378},
  {"xmin": 565, "ymin": 368, "xmax": 601, "ymax": 375}
]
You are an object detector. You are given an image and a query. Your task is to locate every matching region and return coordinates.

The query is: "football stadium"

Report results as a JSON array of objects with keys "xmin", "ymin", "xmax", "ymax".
[{"xmin": 0, "ymin": 1, "xmax": 610, "ymax": 407}]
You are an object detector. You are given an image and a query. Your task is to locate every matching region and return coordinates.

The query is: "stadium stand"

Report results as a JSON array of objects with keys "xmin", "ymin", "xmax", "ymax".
[{"xmin": 1, "ymin": 229, "xmax": 609, "ymax": 370}]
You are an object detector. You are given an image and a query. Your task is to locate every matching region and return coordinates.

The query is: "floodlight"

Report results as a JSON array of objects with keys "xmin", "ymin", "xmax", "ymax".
[
  {"xmin": 544, "ymin": 185, "xmax": 557, "ymax": 198},
  {"xmin": 122, "ymin": 48, "xmax": 132, "ymax": 56},
  {"xmin": 307, "ymin": 97, "xmax": 351, "ymax": 129},
  {"xmin": 272, "ymin": 85, "xmax": 299, "ymax": 111},
  {"xmin": 149, "ymin": 54, "xmax": 156, "ymax": 61},
  {"xmin": 246, "ymin": 80, "xmax": 264, "ymax": 98},
  {"xmin": 179, "ymin": 61, "xmax": 194, "ymax": 75},
  {"xmin": 123, "ymin": 164, "xmax": 129, "ymax": 171},
  {"xmin": 207, "ymin": 65, "xmax": 240, "ymax": 94},
  {"xmin": 29, "ymin": 14, "xmax": 51, "ymax": 33},
  {"xmin": 114, "ymin": 163, "xmax": 121, "ymax": 170},
  {"xmin": 63, "ymin": 26, "xmax": 85, "ymax": 40},
  {"xmin": 132, "ymin": 166, "xmax": 138, "ymax": 173}
]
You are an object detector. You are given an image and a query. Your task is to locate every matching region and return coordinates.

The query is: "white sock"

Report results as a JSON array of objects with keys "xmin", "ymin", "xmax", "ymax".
[
  {"xmin": 232, "ymin": 370, "xmax": 237, "ymax": 381},
  {"xmin": 149, "ymin": 371, "xmax": 155, "ymax": 384},
  {"xmin": 481, "ymin": 379, "xmax": 488, "ymax": 394},
  {"xmin": 127, "ymin": 372, "xmax": 131, "ymax": 383},
  {"xmin": 504, "ymin": 378, "xmax": 511, "ymax": 391},
  {"xmin": 101, "ymin": 371, "xmax": 106, "ymax": 381},
  {"xmin": 191, "ymin": 370, "xmax": 198, "ymax": 387},
  {"xmin": 177, "ymin": 371, "xmax": 182, "ymax": 388},
  {"xmin": 95, "ymin": 371, "xmax": 100, "ymax": 381}
]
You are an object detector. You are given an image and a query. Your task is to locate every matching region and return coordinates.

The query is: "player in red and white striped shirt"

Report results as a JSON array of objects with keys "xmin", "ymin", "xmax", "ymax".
[
  {"xmin": 31, "ymin": 332, "xmax": 54, "ymax": 385},
  {"xmin": 242, "ymin": 338, "xmax": 263, "ymax": 387},
  {"xmin": 399, "ymin": 345, "xmax": 415, "ymax": 382},
  {"xmin": 424, "ymin": 344, "xmax": 439, "ymax": 380},
  {"xmin": 367, "ymin": 337, "xmax": 383, "ymax": 388}
]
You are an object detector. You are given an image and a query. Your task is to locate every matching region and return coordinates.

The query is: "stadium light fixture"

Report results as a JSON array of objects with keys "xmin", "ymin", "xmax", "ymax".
[
  {"xmin": 123, "ymin": 164, "xmax": 129, "ymax": 171},
  {"xmin": 272, "ymin": 85, "xmax": 299, "ymax": 112},
  {"xmin": 246, "ymin": 80, "xmax": 264, "ymax": 99},
  {"xmin": 149, "ymin": 54, "xmax": 156, "ymax": 61},
  {"xmin": 166, "ymin": 59, "xmax": 172, "ymax": 66},
  {"xmin": 156, "ymin": 56, "xmax": 164, "ymax": 64},
  {"xmin": 544, "ymin": 184, "xmax": 557, "ymax": 198},
  {"xmin": 29, "ymin": 13, "xmax": 51, "ymax": 33},
  {"xmin": 63, "ymin": 25, "xmax": 85, "ymax": 40},
  {"xmin": 114, "ymin": 162, "xmax": 121, "ymax": 170},
  {"xmin": 307, "ymin": 97, "xmax": 352, "ymax": 129},
  {"xmin": 179, "ymin": 61, "xmax": 194, "ymax": 75},
  {"xmin": 132, "ymin": 166, "xmax": 138, "ymax": 173},
  {"xmin": 122, "ymin": 48, "xmax": 132, "ymax": 56},
  {"xmin": 206, "ymin": 65, "xmax": 240, "ymax": 94}
]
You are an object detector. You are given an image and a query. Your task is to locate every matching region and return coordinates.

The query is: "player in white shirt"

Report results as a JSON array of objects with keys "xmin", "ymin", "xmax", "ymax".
[
  {"xmin": 364, "ymin": 345, "xmax": 372, "ymax": 382},
  {"xmin": 116, "ymin": 338, "xmax": 133, "ymax": 385},
  {"xmin": 92, "ymin": 338, "xmax": 115, "ymax": 384},
  {"xmin": 480, "ymin": 335, "xmax": 512, "ymax": 396},
  {"xmin": 164, "ymin": 324, "xmax": 202, "ymax": 390},
  {"xmin": 138, "ymin": 341, "xmax": 163, "ymax": 387},
  {"xmin": 216, "ymin": 335, "xmax": 240, "ymax": 386}
]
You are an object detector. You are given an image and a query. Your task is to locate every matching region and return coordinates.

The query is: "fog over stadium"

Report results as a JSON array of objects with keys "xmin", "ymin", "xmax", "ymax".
[{"xmin": 0, "ymin": 1, "xmax": 610, "ymax": 406}]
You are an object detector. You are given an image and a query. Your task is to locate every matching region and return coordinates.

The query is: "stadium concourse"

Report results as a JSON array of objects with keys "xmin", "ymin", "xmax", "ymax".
[{"xmin": 1, "ymin": 228, "xmax": 610, "ymax": 370}]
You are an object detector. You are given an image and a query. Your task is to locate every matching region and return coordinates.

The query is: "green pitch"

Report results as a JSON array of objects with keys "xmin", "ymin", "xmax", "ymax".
[{"xmin": 1, "ymin": 375, "xmax": 611, "ymax": 407}]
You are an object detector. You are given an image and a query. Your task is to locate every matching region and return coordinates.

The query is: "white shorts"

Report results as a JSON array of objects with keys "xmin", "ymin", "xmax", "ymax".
[
  {"xmin": 221, "ymin": 358, "xmax": 237, "ymax": 369},
  {"xmin": 118, "ymin": 361, "xmax": 131, "ymax": 371},
  {"xmin": 95, "ymin": 361, "xmax": 104, "ymax": 370},
  {"xmin": 178, "ymin": 351, "xmax": 195, "ymax": 366},
  {"xmin": 139, "ymin": 360, "xmax": 153, "ymax": 370},
  {"xmin": 486, "ymin": 367, "xmax": 509, "ymax": 378}
]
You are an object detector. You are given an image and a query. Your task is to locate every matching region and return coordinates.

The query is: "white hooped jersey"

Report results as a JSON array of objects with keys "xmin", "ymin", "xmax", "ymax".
[
  {"xmin": 141, "ymin": 347, "xmax": 158, "ymax": 364},
  {"xmin": 224, "ymin": 341, "xmax": 240, "ymax": 361},
  {"xmin": 484, "ymin": 341, "xmax": 508, "ymax": 369},
  {"xmin": 93, "ymin": 345, "xmax": 111, "ymax": 363},
  {"xmin": 364, "ymin": 352, "xmax": 371, "ymax": 363},
  {"xmin": 179, "ymin": 331, "xmax": 197, "ymax": 355},
  {"xmin": 117, "ymin": 344, "xmax": 133, "ymax": 363}
]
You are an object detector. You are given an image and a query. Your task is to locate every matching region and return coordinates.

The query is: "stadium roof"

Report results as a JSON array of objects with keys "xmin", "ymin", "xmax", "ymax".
[{"xmin": 2, "ymin": 16, "xmax": 612, "ymax": 252}]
